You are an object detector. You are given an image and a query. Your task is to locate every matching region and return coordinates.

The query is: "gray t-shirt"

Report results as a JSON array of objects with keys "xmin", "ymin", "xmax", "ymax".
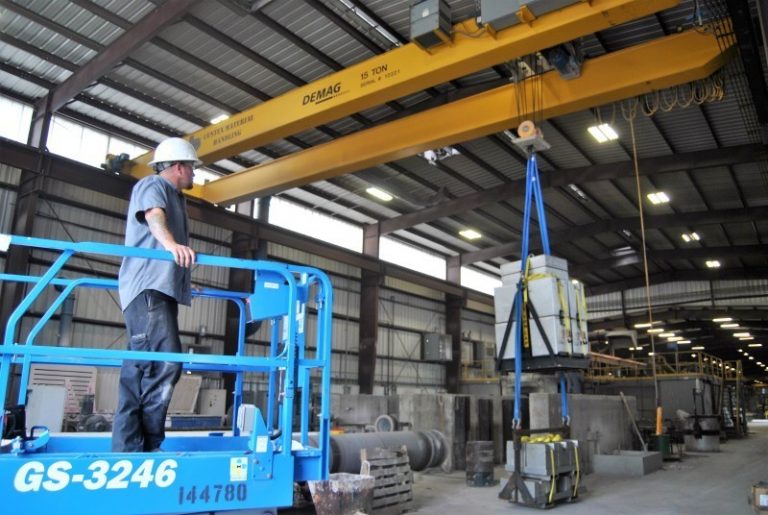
[{"xmin": 118, "ymin": 174, "xmax": 192, "ymax": 310}]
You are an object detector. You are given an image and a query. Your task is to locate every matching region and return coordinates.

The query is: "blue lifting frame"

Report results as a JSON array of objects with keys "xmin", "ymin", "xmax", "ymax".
[
  {"xmin": 0, "ymin": 234, "xmax": 333, "ymax": 514},
  {"xmin": 510, "ymin": 152, "xmax": 570, "ymax": 428}
]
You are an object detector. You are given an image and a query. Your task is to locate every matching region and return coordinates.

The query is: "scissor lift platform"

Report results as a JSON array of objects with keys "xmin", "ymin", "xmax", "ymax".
[{"xmin": 0, "ymin": 235, "xmax": 333, "ymax": 514}]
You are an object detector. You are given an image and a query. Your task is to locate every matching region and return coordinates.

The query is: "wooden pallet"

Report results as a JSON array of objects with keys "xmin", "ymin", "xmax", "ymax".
[{"xmin": 360, "ymin": 446, "xmax": 414, "ymax": 514}]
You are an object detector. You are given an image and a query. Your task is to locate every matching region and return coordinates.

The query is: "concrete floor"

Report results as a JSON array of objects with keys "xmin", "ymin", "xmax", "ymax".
[{"xmin": 407, "ymin": 423, "xmax": 768, "ymax": 515}]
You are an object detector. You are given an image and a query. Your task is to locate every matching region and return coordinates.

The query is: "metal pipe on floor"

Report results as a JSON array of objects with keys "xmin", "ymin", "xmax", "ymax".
[{"xmin": 307, "ymin": 430, "xmax": 447, "ymax": 473}]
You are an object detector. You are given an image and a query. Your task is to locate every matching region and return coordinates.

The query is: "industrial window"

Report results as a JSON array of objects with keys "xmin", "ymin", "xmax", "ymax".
[
  {"xmin": 47, "ymin": 116, "xmax": 147, "ymax": 168},
  {"xmin": 380, "ymin": 236, "xmax": 446, "ymax": 280},
  {"xmin": 461, "ymin": 266, "xmax": 501, "ymax": 295},
  {"xmin": 268, "ymin": 196, "xmax": 363, "ymax": 252},
  {"xmin": 0, "ymin": 95, "xmax": 33, "ymax": 143}
]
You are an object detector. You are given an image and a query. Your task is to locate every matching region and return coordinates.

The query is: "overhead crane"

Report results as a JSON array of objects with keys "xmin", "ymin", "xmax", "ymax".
[
  {"xmin": 195, "ymin": 24, "xmax": 734, "ymax": 205},
  {"xmin": 126, "ymin": 0, "xmax": 680, "ymax": 178}
]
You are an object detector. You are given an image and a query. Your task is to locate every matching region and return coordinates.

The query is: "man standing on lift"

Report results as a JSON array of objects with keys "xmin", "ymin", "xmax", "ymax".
[{"xmin": 112, "ymin": 137, "xmax": 199, "ymax": 452}]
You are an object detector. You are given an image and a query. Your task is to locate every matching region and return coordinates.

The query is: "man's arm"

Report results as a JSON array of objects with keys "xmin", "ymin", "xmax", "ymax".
[{"xmin": 144, "ymin": 207, "xmax": 195, "ymax": 267}]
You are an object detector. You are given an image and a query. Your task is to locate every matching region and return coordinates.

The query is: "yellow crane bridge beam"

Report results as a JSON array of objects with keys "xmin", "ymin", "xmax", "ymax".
[
  {"xmin": 128, "ymin": 0, "xmax": 680, "ymax": 177},
  {"xmin": 196, "ymin": 26, "xmax": 735, "ymax": 205}
]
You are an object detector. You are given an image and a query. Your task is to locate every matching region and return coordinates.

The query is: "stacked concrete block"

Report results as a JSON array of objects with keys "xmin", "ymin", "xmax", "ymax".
[
  {"xmin": 494, "ymin": 255, "xmax": 589, "ymax": 360},
  {"xmin": 505, "ymin": 439, "xmax": 582, "ymax": 505},
  {"xmin": 568, "ymin": 279, "xmax": 589, "ymax": 357}
]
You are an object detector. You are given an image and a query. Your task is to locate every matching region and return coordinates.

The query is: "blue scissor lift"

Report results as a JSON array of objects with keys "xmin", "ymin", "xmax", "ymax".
[{"xmin": 0, "ymin": 234, "xmax": 333, "ymax": 514}]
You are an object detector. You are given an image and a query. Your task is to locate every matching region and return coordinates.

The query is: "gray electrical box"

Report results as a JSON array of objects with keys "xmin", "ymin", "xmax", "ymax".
[
  {"xmin": 410, "ymin": 0, "xmax": 452, "ymax": 49},
  {"xmin": 422, "ymin": 332, "xmax": 453, "ymax": 361},
  {"xmin": 481, "ymin": 0, "xmax": 522, "ymax": 32}
]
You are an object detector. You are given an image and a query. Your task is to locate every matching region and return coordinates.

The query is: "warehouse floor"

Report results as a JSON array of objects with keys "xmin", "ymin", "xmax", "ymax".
[{"xmin": 407, "ymin": 423, "xmax": 768, "ymax": 515}]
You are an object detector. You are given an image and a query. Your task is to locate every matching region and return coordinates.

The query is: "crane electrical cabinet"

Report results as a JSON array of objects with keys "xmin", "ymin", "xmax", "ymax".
[{"xmin": 0, "ymin": 234, "xmax": 333, "ymax": 514}]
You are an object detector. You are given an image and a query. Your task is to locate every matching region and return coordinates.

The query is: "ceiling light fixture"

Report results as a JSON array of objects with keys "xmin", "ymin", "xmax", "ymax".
[
  {"xmin": 647, "ymin": 192, "xmax": 670, "ymax": 204},
  {"xmin": 677, "ymin": 340, "xmax": 691, "ymax": 344},
  {"xmin": 459, "ymin": 229, "xmax": 482, "ymax": 240},
  {"xmin": 667, "ymin": 336, "xmax": 684, "ymax": 342},
  {"xmin": 634, "ymin": 321, "xmax": 662, "ymax": 328},
  {"xmin": 587, "ymin": 123, "xmax": 619, "ymax": 143},
  {"xmin": 567, "ymin": 183, "xmax": 589, "ymax": 202},
  {"xmin": 734, "ymin": 332, "xmax": 751, "ymax": 338},
  {"xmin": 706, "ymin": 260, "xmax": 721, "ymax": 268},
  {"xmin": 749, "ymin": 343, "xmax": 763, "ymax": 348},
  {"xmin": 721, "ymin": 323, "xmax": 739, "ymax": 328},
  {"xmin": 681, "ymin": 232, "xmax": 700, "ymax": 242},
  {"xmin": 712, "ymin": 317, "xmax": 732, "ymax": 323},
  {"xmin": 366, "ymin": 187, "xmax": 393, "ymax": 202},
  {"xmin": 692, "ymin": 346, "xmax": 705, "ymax": 350},
  {"xmin": 740, "ymin": 337, "xmax": 755, "ymax": 341},
  {"xmin": 647, "ymin": 328, "xmax": 665, "ymax": 334},
  {"xmin": 210, "ymin": 113, "xmax": 230, "ymax": 124}
]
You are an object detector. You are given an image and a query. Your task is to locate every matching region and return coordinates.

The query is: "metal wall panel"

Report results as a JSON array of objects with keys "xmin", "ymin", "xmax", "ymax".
[
  {"xmin": 0, "ymin": 163, "xmax": 21, "ymax": 184},
  {"xmin": 378, "ymin": 327, "xmax": 421, "ymax": 360},
  {"xmin": 713, "ymin": 279, "xmax": 768, "ymax": 306},
  {"xmin": 268, "ymin": 242, "xmax": 361, "ymax": 277},
  {"xmin": 587, "ymin": 291, "xmax": 623, "ymax": 318},
  {"xmin": 46, "ymin": 178, "xmax": 129, "ymax": 216},
  {"xmin": 0, "ymin": 188, "xmax": 17, "ymax": 235},
  {"xmin": 383, "ymin": 276, "xmax": 445, "ymax": 301}
]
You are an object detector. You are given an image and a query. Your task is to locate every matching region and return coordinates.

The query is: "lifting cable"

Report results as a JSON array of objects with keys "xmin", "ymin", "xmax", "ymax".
[{"xmin": 622, "ymin": 98, "xmax": 663, "ymax": 435}]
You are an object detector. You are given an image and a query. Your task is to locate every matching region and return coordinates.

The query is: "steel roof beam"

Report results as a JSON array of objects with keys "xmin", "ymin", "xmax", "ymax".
[
  {"xmin": 590, "ymin": 306, "xmax": 768, "ymax": 329},
  {"xmin": 587, "ymin": 268, "xmax": 768, "ymax": 295},
  {"xmin": 196, "ymin": 27, "xmax": 735, "ymax": 204},
  {"xmin": 572, "ymin": 244, "xmax": 768, "ymax": 276},
  {"xmin": 461, "ymin": 205, "xmax": 768, "ymax": 264},
  {"xmin": 36, "ymin": 0, "xmax": 201, "ymax": 115},
  {"xmin": 381, "ymin": 144, "xmax": 765, "ymax": 236},
  {"xmin": 122, "ymin": 0, "xmax": 680, "ymax": 173}
]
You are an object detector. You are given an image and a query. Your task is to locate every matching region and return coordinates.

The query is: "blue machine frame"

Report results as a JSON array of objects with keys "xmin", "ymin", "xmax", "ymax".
[{"xmin": 0, "ymin": 234, "xmax": 333, "ymax": 514}]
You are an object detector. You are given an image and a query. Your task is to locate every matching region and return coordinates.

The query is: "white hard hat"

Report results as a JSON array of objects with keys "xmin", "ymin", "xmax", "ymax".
[{"xmin": 148, "ymin": 137, "xmax": 202, "ymax": 167}]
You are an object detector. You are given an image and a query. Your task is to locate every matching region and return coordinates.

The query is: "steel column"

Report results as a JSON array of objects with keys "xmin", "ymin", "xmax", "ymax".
[
  {"xmin": 445, "ymin": 294, "xmax": 463, "ymax": 393},
  {"xmin": 358, "ymin": 269, "xmax": 380, "ymax": 394}
]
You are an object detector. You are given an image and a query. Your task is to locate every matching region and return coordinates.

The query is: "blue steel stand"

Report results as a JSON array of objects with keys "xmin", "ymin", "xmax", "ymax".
[
  {"xmin": 497, "ymin": 152, "xmax": 575, "ymax": 508},
  {"xmin": 0, "ymin": 234, "xmax": 333, "ymax": 514}
]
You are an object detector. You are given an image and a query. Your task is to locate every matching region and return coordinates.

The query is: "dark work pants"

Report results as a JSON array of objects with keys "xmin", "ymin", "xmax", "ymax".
[{"xmin": 112, "ymin": 290, "xmax": 182, "ymax": 452}]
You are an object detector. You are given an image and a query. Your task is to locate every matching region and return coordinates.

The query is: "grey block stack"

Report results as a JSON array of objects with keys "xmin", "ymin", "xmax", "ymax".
[{"xmin": 494, "ymin": 255, "xmax": 589, "ymax": 360}]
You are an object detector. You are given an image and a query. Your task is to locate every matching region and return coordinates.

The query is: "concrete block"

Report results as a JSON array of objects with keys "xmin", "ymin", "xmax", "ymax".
[
  {"xmin": 332, "ymin": 394, "xmax": 389, "ymax": 427},
  {"xmin": 593, "ymin": 451, "xmax": 663, "ymax": 476},
  {"xmin": 529, "ymin": 393, "xmax": 638, "ymax": 473}
]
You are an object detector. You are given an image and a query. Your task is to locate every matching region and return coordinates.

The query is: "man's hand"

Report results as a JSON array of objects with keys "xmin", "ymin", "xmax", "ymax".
[
  {"xmin": 145, "ymin": 207, "xmax": 195, "ymax": 267},
  {"xmin": 168, "ymin": 242, "xmax": 196, "ymax": 268}
]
